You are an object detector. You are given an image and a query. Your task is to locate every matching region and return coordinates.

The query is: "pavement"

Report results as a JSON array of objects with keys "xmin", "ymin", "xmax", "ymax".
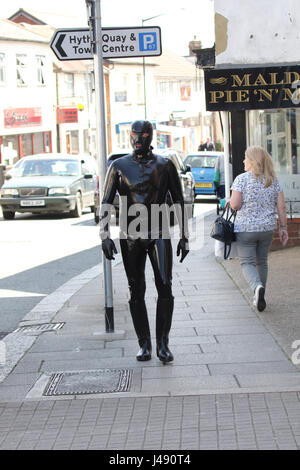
[{"xmin": 0, "ymin": 210, "xmax": 300, "ymax": 450}]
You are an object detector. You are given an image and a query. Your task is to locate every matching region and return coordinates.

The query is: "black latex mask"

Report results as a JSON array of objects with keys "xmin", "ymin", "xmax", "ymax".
[{"xmin": 130, "ymin": 120, "xmax": 153, "ymax": 156}]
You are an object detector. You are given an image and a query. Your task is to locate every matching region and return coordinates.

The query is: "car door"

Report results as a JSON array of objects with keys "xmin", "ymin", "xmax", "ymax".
[
  {"xmin": 80, "ymin": 158, "xmax": 97, "ymax": 207},
  {"xmin": 172, "ymin": 152, "xmax": 191, "ymax": 203}
]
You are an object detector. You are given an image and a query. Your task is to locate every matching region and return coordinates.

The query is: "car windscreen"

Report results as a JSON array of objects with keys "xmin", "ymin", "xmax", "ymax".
[
  {"xmin": 13, "ymin": 159, "xmax": 80, "ymax": 177},
  {"xmin": 185, "ymin": 156, "xmax": 217, "ymax": 169}
]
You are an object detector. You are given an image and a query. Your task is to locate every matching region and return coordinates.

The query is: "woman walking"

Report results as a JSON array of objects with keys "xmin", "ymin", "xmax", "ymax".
[{"xmin": 230, "ymin": 146, "xmax": 288, "ymax": 312}]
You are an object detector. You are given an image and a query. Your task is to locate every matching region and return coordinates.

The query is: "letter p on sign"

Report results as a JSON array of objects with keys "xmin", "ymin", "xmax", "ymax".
[{"xmin": 139, "ymin": 32, "xmax": 157, "ymax": 51}]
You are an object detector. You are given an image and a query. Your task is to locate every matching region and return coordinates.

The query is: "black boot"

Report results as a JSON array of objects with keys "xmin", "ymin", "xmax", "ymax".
[
  {"xmin": 129, "ymin": 299, "xmax": 152, "ymax": 361},
  {"xmin": 156, "ymin": 296, "xmax": 174, "ymax": 363}
]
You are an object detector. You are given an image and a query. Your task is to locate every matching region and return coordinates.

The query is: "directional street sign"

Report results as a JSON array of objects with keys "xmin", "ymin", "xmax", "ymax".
[{"xmin": 50, "ymin": 26, "xmax": 162, "ymax": 61}]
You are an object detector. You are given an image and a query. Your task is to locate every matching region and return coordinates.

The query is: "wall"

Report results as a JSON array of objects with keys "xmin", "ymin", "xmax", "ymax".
[
  {"xmin": 271, "ymin": 219, "xmax": 300, "ymax": 250},
  {"xmin": 215, "ymin": 0, "xmax": 300, "ymax": 65}
]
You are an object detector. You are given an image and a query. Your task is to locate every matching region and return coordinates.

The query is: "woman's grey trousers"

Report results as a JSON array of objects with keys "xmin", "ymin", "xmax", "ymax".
[{"xmin": 236, "ymin": 231, "xmax": 274, "ymax": 292}]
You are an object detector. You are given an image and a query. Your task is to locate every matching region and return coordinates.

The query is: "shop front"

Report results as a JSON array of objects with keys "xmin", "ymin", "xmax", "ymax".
[
  {"xmin": 204, "ymin": 65, "xmax": 300, "ymax": 248},
  {"xmin": 0, "ymin": 107, "xmax": 52, "ymax": 165}
]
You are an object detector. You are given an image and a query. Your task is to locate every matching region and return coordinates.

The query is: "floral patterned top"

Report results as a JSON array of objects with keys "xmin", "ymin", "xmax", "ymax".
[{"xmin": 231, "ymin": 171, "xmax": 282, "ymax": 232}]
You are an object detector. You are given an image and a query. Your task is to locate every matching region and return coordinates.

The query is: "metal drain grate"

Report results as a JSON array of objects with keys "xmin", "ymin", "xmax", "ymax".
[
  {"xmin": 43, "ymin": 368, "xmax": 132, "ymax": 396},
  {"xmin": 15, "ymin": 323, "xmax": 65, "ymax": 333}
]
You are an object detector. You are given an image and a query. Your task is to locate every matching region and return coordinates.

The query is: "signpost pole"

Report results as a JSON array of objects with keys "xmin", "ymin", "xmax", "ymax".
[
  {"xmin": 222, "ymin": 111, "xmax": 231, "ymax": 201},
  {"xmin": 86, "ymin": 0, "xmax": 114, "ymax": 333}
]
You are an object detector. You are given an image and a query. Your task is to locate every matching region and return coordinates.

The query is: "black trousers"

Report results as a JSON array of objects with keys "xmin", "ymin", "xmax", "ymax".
[{"xmin": 119, "ymin": 238, "xmax": 173, "ymax": 301}]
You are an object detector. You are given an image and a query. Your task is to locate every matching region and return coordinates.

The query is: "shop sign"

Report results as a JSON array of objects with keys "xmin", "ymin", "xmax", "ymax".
[
  {"xmin": 4, "ymin": 107, "xmax": 42, "ymax": 128},
  {"xmin": 56, "ymin": 107, "xmax": 78, "ymax": 124},
  {"xmin": 205, "ymin": 66, "xmax": 300, "ymax": 111}
]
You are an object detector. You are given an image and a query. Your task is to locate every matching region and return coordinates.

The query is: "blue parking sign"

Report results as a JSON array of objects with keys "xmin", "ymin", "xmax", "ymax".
[{"xmin": 139, "ymin": 32, "xmax": 158, "ymax": 52}]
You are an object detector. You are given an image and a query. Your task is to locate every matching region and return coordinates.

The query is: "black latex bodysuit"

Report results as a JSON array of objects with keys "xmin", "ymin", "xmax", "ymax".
[{"xmin": 100, "ymin": 138, "xmax": 189, "ymax": 363}]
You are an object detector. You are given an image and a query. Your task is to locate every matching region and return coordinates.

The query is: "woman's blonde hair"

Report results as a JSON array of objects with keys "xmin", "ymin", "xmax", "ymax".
[{"xmin": 245, "ymin": 146, "xmax": 277, "ymax": 188}]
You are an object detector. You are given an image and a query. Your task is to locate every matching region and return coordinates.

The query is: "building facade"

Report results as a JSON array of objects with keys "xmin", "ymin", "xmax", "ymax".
[
  {"xmin": 202, "ymin": 0, "xmax": 300, "ymax": 247},
  {"xmin": 0, "ymin": 20, "xmax": 55, "ymax": 164},
  {"xmin": 208, "ymin": 0, "xmax": 300, "ymax": 203}
]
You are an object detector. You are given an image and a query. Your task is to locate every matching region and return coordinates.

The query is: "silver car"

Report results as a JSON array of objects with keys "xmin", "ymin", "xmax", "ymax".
[{"xmin": 0, "ymin": 153, "xmax": 98, "ymax": 219}]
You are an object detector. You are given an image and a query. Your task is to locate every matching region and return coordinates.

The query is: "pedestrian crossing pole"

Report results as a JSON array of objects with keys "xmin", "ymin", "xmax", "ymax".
[{"xmin": 86, "ymin": 0, "xmax": 114, "ymax": 333}]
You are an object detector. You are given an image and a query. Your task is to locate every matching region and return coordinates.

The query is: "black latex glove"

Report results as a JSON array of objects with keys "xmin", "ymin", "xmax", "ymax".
[
  {"xmin": 176, "ymin": 238, "xmax": 189, "ymax": 263},
  {"xmin": 102, "ymin": 238, "xmax": 118, "ymax": 260}
]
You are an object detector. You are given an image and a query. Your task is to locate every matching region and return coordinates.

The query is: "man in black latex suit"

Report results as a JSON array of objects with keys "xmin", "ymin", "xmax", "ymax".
[{"xmin": 100, "ymin": 120, "xmax": 189, "ymax": 363}]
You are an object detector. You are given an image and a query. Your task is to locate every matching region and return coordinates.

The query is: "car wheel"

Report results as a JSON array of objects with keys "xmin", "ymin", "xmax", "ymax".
[
  {"xmin": 2, "ymin": 210, "xmax": 15, "ymax": 220},
  {"xmin": 70, "ymin": 193, "xmax": 82, "ymax": 218},
  {"xmin": 94, "ymin": 206, "xmax": 99, "ymax": 224}
]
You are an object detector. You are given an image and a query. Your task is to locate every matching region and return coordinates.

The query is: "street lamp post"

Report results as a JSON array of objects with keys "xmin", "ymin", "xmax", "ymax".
[
  {"xmin": 142, "ymin": 9, "xmax": 186, "ymax": 120},
  {"xmin": 142, "ymin": 14, "xmax": 165, "ymax": 120}
]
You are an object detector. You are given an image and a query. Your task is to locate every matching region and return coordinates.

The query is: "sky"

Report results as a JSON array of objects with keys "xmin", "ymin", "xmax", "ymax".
[{"xmin": 0, "ymin": 0, "xmax": 215, "ymax": 55}]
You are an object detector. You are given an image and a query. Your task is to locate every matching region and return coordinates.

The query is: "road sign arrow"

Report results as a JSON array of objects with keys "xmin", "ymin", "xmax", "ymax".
[{"xmin": 55, "ymin": 33, "xmax": 67, "ymax": 58}]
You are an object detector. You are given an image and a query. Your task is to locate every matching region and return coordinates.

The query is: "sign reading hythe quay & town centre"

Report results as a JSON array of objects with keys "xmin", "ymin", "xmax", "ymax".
[
  {"xmin": 50, "ymin": 27, "xmax": 162, "ymax": 61},
  {"xmin": 205, "ymin": 66, "xmax": 300, "ymax": 111}
]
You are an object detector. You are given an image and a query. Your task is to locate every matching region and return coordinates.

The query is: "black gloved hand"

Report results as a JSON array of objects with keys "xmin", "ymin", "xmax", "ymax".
[
  {"xmin": 102, "ymin": 238, "xmax": 117, "ymax": 260},
  {"xmin": 176, "ymin": 238, "xmax": 189, "ymax": 263}
]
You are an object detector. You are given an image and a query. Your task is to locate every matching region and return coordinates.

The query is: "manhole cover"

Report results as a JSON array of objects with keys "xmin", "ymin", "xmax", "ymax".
[
  {"xmin": 43, "ymin": 368, "xmax": 132, "ymax": 396},
  {"xmin": 15, "ymin": 323, "xmax": 64, "ymax": 333}
]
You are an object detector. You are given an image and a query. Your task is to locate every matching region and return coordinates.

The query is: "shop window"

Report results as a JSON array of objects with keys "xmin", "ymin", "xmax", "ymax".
[
  {"xmin": 21, "ymin": 133, "xmax": 33, "ymax": 156},
  {"xmin": 33, "ymin": 132, "xmax": 44, "ymax": 154},
  {"xmin": 0, "ymin": 53, "xmax": 5, "ymax": 85},
  {"xmin": 157, "ymin": 132, "xmax": 171, "ymax": 149},
  {"xmin": 44, "ymin": 132, "xmax": 51, "ymax": 153},
  {"xmin": 36, "ymin": 55, "xmax": 46, "ymax": 85},
  {"xmin": 16, "ymin": 54, "xmax": 28, "ymax": 86},
  {"xmin": 248, "ymin": 108, "xmax": 300, "ymax": 203}
]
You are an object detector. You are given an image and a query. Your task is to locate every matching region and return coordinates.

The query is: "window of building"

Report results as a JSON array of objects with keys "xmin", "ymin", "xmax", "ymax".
[
  {"xmin": 248, "ymin": 108, "xmax": 300, "ymax": 204},
  {"xmin": 36, "ymin": 55, "xmax": 46, "ymax": 85},
  {"xmin": 137, "ymin": 73, "xmax": 143, "ymax": 103},
  {"xmin": 157, "ymin": 81, "xmax": 178, "ymax": 99},
  {"xmin": 117, "ymin": 128, "xmax": 130, "ymax": 149},
  {"xmin": 16, "ymin": 54, "xmax": 28, "ymax": 86},
  {"xmin": 84, "ymin": 129, "xmax": 90, "ymax": 154},
  {"xmin": 0, "ymin": 53, "xmax": 5, "ymax": 85},
  {"xmin": 65, "ymin": 73, "xmax": 75, "ymax": 97},
  {"xmin": 66, "ymin": 130, "xmax": 79, "ymax": 154}
]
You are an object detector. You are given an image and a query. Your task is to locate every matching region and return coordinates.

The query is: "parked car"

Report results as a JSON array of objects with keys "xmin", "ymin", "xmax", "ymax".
[
  {"xmin": 184, "ymin": 151, "xmax": 223, "ymax": 196},
  {"xmin": 93, "ymin": 151, "xmax": 127, "ymax": 224},
  {"xmin": 94, "ymin": 148, "xmax": 195, "ymax": 224},
  {"xmin": 0, "ymin": 153, "xmax": 98, "ymax": 220}
]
